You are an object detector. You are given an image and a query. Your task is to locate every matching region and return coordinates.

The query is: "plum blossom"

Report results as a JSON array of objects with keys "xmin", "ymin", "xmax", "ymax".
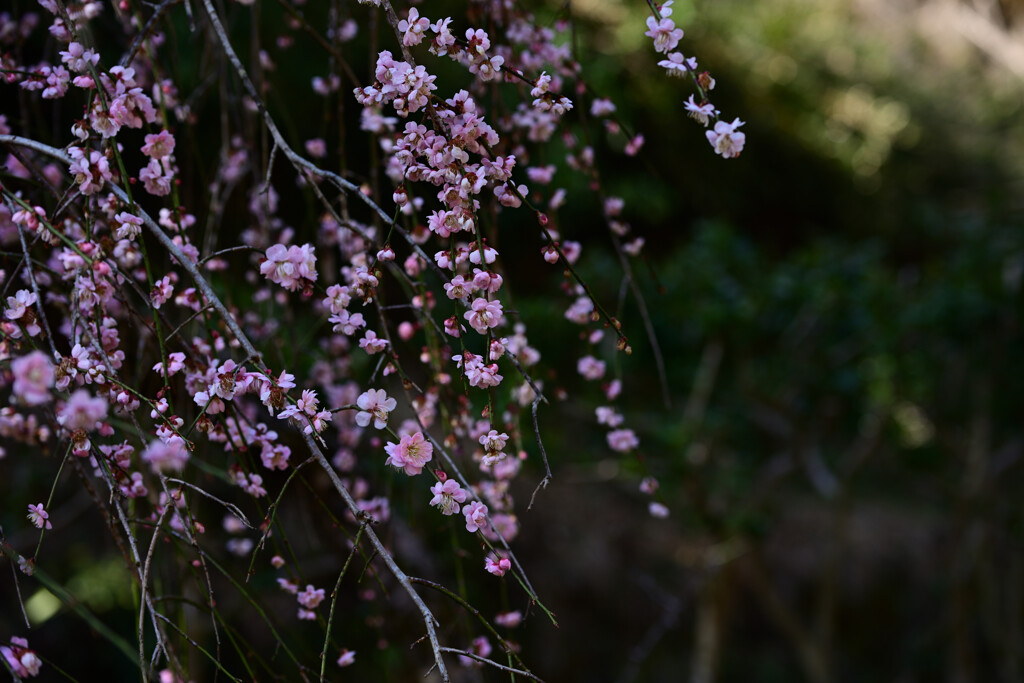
[
  {"xmin": 478, "ymin": 430, "xmax": 508, "ymax": 466},
  {"xmin": 458, "ymin": 636, "xmax": 492, "ymax": 668},
  {"xmin": 358, "ymin": 330, "xmax": 389, "ymax": 354},
  {"xmin": 429, "ymin": 479, "xmax": 467, "ymax": 515},
  {"xmin": 260, "ymin": 243, "xmax": 318, "ymax": 291},
  {"xmin": 60, "ymin": 42, "xmax": 99, "ymax": 72},
  {"xmin": 329, "ymin": 310, "xmax": 365, "ymax": 336},
  {"xmin": 139, "ymin": 158, "xmax": 173, "ymax": 196},
  {"xmin": 595, "ymin": 406, "xmax": 624, "ymax": 427},
  {"xmin": 464, "ymin": 297, "xmax": 503, "ymax": 334},
  {"xmin": 706, "ymin": 118, "xmax": 746, "ymax": 159},
  {"xmin": 649, "ymin": 502, "xmax": 670, "ymax": 518},
  {"xmin": 142, "ymin": 438, "xmax": 189, "ymax": 473},
  {"xmin": 577, "ymin": 355, "xmax": 606, "ymax": 380},
  {"xmin": 384, "ymin": 431, "xmax": 433, "ymax": 475},
  {"xmin": 485, "ymin": 553, "xmax": 512, "ymax": 577},
  {"xmin": 684, "ymin": 94, "xmax": 717, "ymax": 126},
  {"xmin": 150, "ymin": 275, "xmax": 174, "ymax": 308},
  {"xmin": 58, "ymin": 390, "xmax": 108, "ymax": 454},
  {"xmin": 591, "ymin": 98, "xmax": 616, "ymax": 117},
  {"xmin": 355, "ymin": 389, "xmax": 396, "ymax": 429},
  {"xmin": 27, "ymin": 503, "xmax": 51, "ymax": 529},
  {"xmin": 297, "ymin": 585, "xmax": 325, "ymax": 609},
  {"xmin": 397, "ymin": 8, "xmax": 430, "ymax": 46},
  {"xmin": 454, "ymin": 352, "xmax": 504, "ymax": 389},
  {"xmin": 67, "ymin": 146, "xmax": 111, "ymax": 195},
  {"xmin": 11, "ymin": 351, "xmax": 54, "ymax": 405},
  {"xmin": 113, "ymin": 211, "xmax": 143, "ymax": 240},
  {"xmin": 1, "ymin": 637, "xmax": 42, "ymax": 678},
  {"xmin": 658, "ymin": 52, "xmax": 697, "ymax": 78},
  {"xmin": 462, "ymin": 500, "xmax": 488, "ymax": 533},
  {"xmin": 279, "ymin": 389, "xmax": 331, "ymax": 435},
  {"xmin": 141, "ymin": 130, "xmax": 176, "ymax": 160},
  {"xmin": 607, "ymin": 428, "xmax": 639, "ymax": 453},
  {"xmin": 495, "ymin": 611, "xmax": 522, "ymax": 628},
  {"xmin": 645, "ymin": 12, "xmax": 684, "ymax": 54}
]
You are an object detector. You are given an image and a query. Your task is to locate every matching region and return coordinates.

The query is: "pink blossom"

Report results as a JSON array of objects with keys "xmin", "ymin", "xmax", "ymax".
[
  {"xmin": 11, "ymin": 351, "xmax": 54, "ymax": 405},
  {"xmin": 430, "ymin": 17, "xmax": 456, "ymax": 56},
  {"xmin": 141, "ymin": 130, "xmax": 176, "ymax": 160},
  {"xmin": 605, "ymin": 379, "xmax": 623, "ymax": 401},
  {"xmin": 151, "ymin": 275, "xmax": 174, "ymax": 308},
  {"xmin": 472, "ymin": 269, "xmax": 502, "ymax": 293},
  {"xmin": 67, "ymin": 146, "xmax": 111, "ymax": 195},
  {"xmin": 139, "ymin": 158, "xmax": 173, "ymax": 196},
  {"xmin": 577, "ymin": 355, "xmax": 606, "ymax": 380},
  {"xmin": 358, "ymin": 330, "xmax": 389, "ymax": 354},
  {"xmin": 261, "ymin": 443, "xmax": 291, "ymax": 470},
  {"xmin": 27, "ymin": 503, "xmax": 51, "ymax": 530},
  {"xmin": 142, "ymin": 438, "xmax": 189, "ymax": 473},
  {"xmin": 495, "ymin": 611, "xmax": 522, "ymax": 628},
  {"xmin": 591, "ymin": 98, "xmax": 617, "ymax": 117},
  {"xmin": 565, "ymin": 296, "xmax": 594, "ymax": 324},
  {"xmin": 481, "ymin": 512, "xmax": 519, "ymax": 542},
  {"xmin": 429, "ymin": 479, "xmax": 467, "ymax": 515},
  {"xmin": 113, "ymin": 211, "xmax": 143, "ymax": 240},
  {"xmin": 466, "ymin": 362, "xmax": 502, "ymax": 388},
  {"xmin": 640, "ymin": 477, "xmax": 659, "ymax": 494},
  {"xmin": 658, "ymin": 51, "xmax": 697, "ymax": 78},
  {"xmin": 337, "ymin": 649, "xmax": 356, "ymax": 667},
  {"xmin": 458, "ymin": 636, "xmax": 491, "ymax": 668},
  {"xmin": 260, "ymin": 243, "xmax": 318, "ymax": 291},
  {"xmin": 706, "ymin": 118, "xmax": 746, "ymax": 159},
  {"xmin": 355, "ymin": 388, "xmax": 397, "ymax": 429},
  {"xmin": 649, "ymin": 502, "xmax": 670, "ymax": 518},
  {"xmin": 607, "ymin": 428, "xmax": 639, "ymax": 453},
  {"xmin": 304, "ymin": 138, "xmax": 327, "ymax": 158},
  {"xmin": 384, "ymin": 431, "xmax": 433, "ymax": 476},
  {"xmin": 60, "ymin": 42, "xmax": 99, "ymax": 73},
  {"xmin": 625, "ymin": 134, "xmax": 646, "ymax": 156},
  {"xmin": 462, "ymin": 500, "xmax": 488, "ymax": 533},
  {"xmin": 356, "ymin": 496, "xmax": 391, "ymax": 523},
  {"xmin": 526, "ymin": 165, "xmax": 557, "ymax": 184},
  {"xmin": 478, "ymin": 429, "xmax": 508, "ymax": 466},
  {"xmin": 1, "ymin": 637, "xmax": 42, "ymax": 678},
  {"xmin": 484, "ymin": 553, "xmax": 512, "ymax": 577},
  {"xmin": 645, "ymin": 15, "xmax": 684, "ymax": 54},
  {"xmin": 58, "ymin": 389, "xmax": 108, "ymax": 451},
  {"xmin": 297, "ymin": 585, "xmax": 325, "ymax": 609},
  {"xmin": 684, "ymin": 94, "xmax": 717, "ymax": 126},
  {"xmin": 595, "ymin": 406, "xmax": 624, "ymax": 427},
  {"xmin": 443, "ymin": 274, "xmax": 474, "ymax": 300},
  {"xmin": 464, "ymin": 297, "xmax": 503, "ymax": 334},
  {"xmin": 329, "ymin": 310, "xmax": 365, "ymax": 336},
  {"xmin": 397, "ymin": 8, "xmax": 430, "ymax": 46}
]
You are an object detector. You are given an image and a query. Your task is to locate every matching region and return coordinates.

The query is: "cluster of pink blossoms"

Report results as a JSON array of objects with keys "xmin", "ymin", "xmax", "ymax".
[{"xmin": 0, "ymin": 0, "xmax": 748, "ymax": 672}]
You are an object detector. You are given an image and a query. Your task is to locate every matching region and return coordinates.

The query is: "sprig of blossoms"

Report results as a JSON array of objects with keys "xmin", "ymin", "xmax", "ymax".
[{"xmin": 644, "ymin": 1, "xmax": 745, "ymax": 158}]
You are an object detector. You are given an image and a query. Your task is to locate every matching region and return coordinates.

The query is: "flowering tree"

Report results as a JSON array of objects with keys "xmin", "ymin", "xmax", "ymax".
[{"xmin": 0, "ymin": 0, "xmax": 741, "ymax": 678}]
